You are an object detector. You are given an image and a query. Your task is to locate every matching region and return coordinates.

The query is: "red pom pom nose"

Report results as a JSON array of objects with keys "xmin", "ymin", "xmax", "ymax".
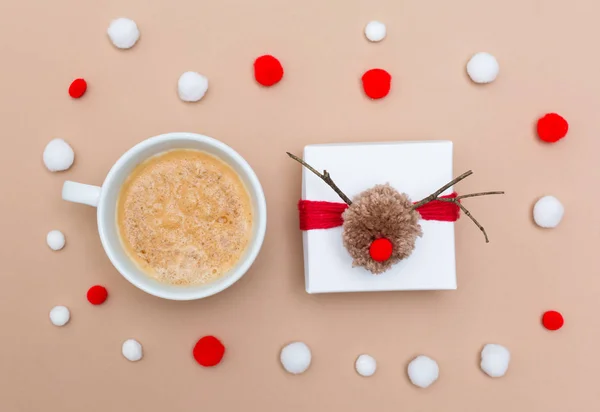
[{"xmin": 369, "ymin": 238, "xmax": 393, "ymax": 262}]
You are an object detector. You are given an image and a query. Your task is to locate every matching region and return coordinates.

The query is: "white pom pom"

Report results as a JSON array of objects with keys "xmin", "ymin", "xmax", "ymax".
[
  {"xmin": 46, "ymin": 230, "xmax": 65, "ymax": 251},
  {"xmin": 280, "ymin": 342, "xmax": 311, "ymax": 374},
  {"xmin": 49, "ymin": 306, "xmax": 70, "ymax": 326},
  {"xmin": 178, "ymin": 71, "xmax": 209, "ymax": 102},
  {"xmin": 407, "ymin": 355, "xmax": 439, "ymax": 388},
  {"xmin": 43, "ymin": 139, "xmax": 74, "ymax": 172},
  {"xmin": 107, "ymin": 18, "xmax": 140, "ymax": 49},
  {"xmin": 466, "ymin": 52, "xmax": 499, "ymax": 84},
  {"xmin": 533, "ymin": 196, "xmax": 564, "ymax": 228},
  {"xmin": 365, "ymin": 21, "xmax": 386, "ymax": 42},
  {"xmin": 355, "ymin": 354, "xmax": 377, "ymax": 377},
  {"xmin": 480, "ymin": 344, "xmax": 510, "ymax": 378},
  {"xmin": 122, "ymin": 339, "xmax": 143, "ymax": 361}
]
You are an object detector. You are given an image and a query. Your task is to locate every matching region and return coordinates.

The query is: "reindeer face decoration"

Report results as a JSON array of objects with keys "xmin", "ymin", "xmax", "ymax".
[{"xmin": 288, "ymin": 152, "xmax": 504, "ymax": 274}]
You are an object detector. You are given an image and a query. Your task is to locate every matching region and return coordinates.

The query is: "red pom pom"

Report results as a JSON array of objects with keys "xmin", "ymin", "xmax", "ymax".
[
  {"xmin": 87, "ymin": 285, "xmax": 108, "ymax": 305},
  {"xmin": 542, "ymin": 310, "xmax": 564, "ymax": 331},
  {"xmin": 369, "ymin": 238, "xmax": 393, "ymax": 262},
  {"xmin": 537, "ymin": 113, "xmax": 568, "ymax": 143},
  {"xmin": 361, "ymin": 69, "xmax": 391, "ymax": 99},
  {"xmin": 68, "ymin": 78, "xmax": 87, "ymax": 98},
  {"xmin": 254, "ymin": 55, "xmax": 284, "ymax": 87},
  {"xmin": 193, "ymin": 336, "xmax": 225, "ymax": 367}
]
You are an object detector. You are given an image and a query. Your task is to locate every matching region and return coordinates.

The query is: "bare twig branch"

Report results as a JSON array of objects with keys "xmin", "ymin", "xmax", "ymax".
[
  {"xmin": 287, "ymin": 155, "xmax": 503, "ymax": 242},
  {"xmin": 414, "ymin": 170, "xmax": 504, "ymax": 243},
  {"xmin": 411, "ymin": 170, "xmax": 473, "ymax": 210},
  {"xmin": 286, "ymin": 152, "xmax": 353, "ymax": 205},
  {"xmin": 456, "ymin": 202, "xmax": 488, "ymax": 243},
  {"xmin": 457, "ymin": 191, "xmax": 504, "ymax": 200},
  {"xmin": 438, "ymin": 197, "xmax": 490, "ymax": 243}
]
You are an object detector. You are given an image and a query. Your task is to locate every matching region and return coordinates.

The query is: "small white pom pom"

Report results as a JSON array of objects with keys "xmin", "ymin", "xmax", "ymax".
[
  {"xmin": 122, "ymin": 339, "xmax": 143, "ymax": 361},
  {"xmin": 407, "ymin": 355, "xmax": 439, "ymax": 388},
  {"xmin": 178, "ymin": 71, "xmax": 209, "ymax": 102},
  {"xmin": 46, "ymin": 230, "xmax": 65, "ymax": 251},
  {"xmin": 365, "ymin": 21, "xmax": 386, "ymax": 42},
  {"xmin": 355, "ymin": 354, "xmax": 377, "ymax": 377},
  {"xmin": 107, "ymin": 18, "xmax": 140, "ymax": 49},
  {"xmin": 49, "ymin": 306, "xmax": 70, "ymax": 326},
  {"xmin": 466, "ymin": 52, "xmax": 499, "ymax": 84},
  {"xmin": 43, "ymin": 139, "xmax": 74, "ymax": 172},
  {"xmin": 280, "ymin": 342, "xmax": 311, "ymax": 374},
  {"xmin": 533, "ymin": 196, "xmax": 564, "ymax": 228},
  {"xmin": 480, "ymin": 344, "xmax": 510, "ymax": 378}
]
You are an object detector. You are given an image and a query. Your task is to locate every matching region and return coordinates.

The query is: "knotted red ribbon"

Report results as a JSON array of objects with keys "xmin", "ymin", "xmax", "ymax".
[{"xmin": 299, "ymin": 193, "xmax": 460, "ymax": 230}]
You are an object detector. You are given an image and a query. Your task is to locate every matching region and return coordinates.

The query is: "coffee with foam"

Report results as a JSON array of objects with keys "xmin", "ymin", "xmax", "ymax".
[{"xmin": 117, "ymin": 149, "xmax": 253, "ymax": 286}]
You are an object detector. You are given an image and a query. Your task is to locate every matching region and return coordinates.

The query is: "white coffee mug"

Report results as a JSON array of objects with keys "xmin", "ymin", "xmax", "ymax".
[{"xmin": 62, "ymin": 132, "xmax": 267, "ymax": 300}]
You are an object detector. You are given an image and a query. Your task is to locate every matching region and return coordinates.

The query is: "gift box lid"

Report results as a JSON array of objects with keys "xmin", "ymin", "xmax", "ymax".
[{"xmin": 301, "ymin": 140, "xmax": 457, "ymax": 294}]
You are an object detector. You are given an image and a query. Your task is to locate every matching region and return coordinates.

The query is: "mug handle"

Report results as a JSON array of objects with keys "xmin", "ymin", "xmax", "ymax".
[{"xmin": 62, "ymin": 181, "xmax": 102, "ymax": 207}]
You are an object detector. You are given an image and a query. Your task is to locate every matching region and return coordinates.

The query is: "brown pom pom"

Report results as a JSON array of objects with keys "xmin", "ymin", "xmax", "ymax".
[{"xmin": 342, "ymin": 185, "xmax": 422, "ymax": 274}]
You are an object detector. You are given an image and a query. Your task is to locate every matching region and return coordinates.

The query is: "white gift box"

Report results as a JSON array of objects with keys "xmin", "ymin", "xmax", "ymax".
[{"xmin": 301, "ymin": 141, "xmax": 457, "ymax": 294}]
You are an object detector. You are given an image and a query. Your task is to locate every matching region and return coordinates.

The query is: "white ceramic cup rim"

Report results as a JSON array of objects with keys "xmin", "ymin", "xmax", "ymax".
[{"xmin": 62, "ymin": 132, "xmax": 267, "ymax": 300}]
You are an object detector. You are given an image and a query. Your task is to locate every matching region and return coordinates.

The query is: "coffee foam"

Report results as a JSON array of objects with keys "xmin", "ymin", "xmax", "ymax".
[{"xmin": 117, "ymin": 149, "xmax": 253, "ymax": 286}]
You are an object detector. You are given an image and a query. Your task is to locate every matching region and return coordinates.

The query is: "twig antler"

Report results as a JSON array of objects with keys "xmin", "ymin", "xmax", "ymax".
[
  {"xmin": 411, "ymin": 170, "xmax": 504, "ymax": 243},
  {"xmin": 288, "ymin": 153, "xmax": 504, "ymax": 243},
  {"xmin": 286, "ymin": 152, "xmax": 353, "ymax": 205}
]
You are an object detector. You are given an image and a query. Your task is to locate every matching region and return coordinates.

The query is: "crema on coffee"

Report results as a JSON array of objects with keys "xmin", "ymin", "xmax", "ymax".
[{"xmin": 117, "ymin": 149, "xmax": 253, "ymax": 286}]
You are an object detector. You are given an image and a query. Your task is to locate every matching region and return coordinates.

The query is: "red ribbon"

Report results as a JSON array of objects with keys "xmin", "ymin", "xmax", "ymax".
[{"xmin": 299, "ymin": 193, "xmax": 460, "ymax": 230}]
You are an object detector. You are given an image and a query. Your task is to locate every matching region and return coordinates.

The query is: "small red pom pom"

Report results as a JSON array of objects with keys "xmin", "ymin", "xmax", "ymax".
[
  {"xmin": 254, "ymin": 55, "xmax": 284, "ymax": 87},
  {"xmin": 537, "ymin": 113, "xmax": 568, "ymax": 143},
  {"xmin": 193, "ymin": 335, "xmax": 225, "ymax": 367},
  {"xmin": 87, "ymin": 285, "xmax": 108, "ymax": 305},
  {"xmin": 68, "ymin": 78, "xmax": 87, "ymax": 98},
  {"xmin": 369, "ymin": 238, "xmax": 393, "ymax": 262},
  {"xmin": 542, "ymin": 310, "xmax": 564, "ymax": 331},
  {"xmin": 361, "ymin": 69, "xmax": 391, "ymax": 99}
]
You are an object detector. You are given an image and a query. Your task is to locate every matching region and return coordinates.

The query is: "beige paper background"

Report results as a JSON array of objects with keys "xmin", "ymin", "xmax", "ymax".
[{"xmin": 1, "ymin": 0, "xmax": 599, "ymax": 411}]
